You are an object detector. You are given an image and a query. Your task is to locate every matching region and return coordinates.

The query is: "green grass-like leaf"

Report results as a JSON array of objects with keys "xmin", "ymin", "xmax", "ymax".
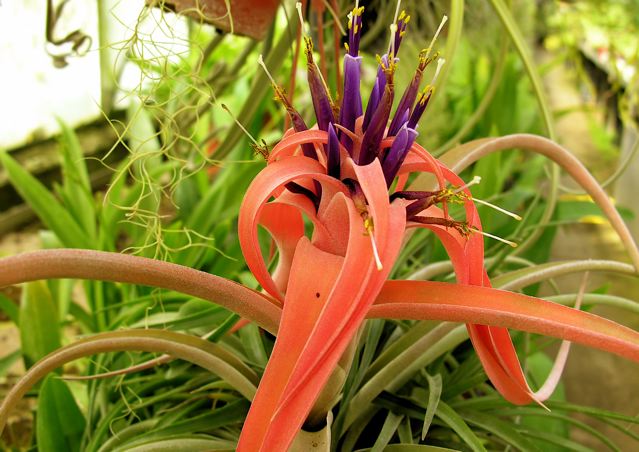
[
  {"xmin": 36, "ymin": 375, "xmax": 86, "ymax": 452},
  {"xmin": 0, "ymin": 152, "xmax": 92, "ymax": 248}
]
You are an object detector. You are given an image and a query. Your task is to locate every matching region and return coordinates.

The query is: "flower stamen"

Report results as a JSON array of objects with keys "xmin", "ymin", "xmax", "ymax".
[
  {"xmin": 451, "ymin": 175, "xmax": 481, "ymax": 194},
  {"xmin": 220, "ymin": 103, "xmax": 269, "ymax": 158},
  {"xmin": 471, "ymin": 227, "xmax": 518, "ymax": 247},
  {"xmin": 425, "ymin": 15, "xmax": 448, "ymax": 60},
  {"xmin": 364, "ymin": 217, "xmax": 384, "ymax": 270},
  {"xmin": 387, "ymin": 1, "xmax": 405, "ymax": 57},
  {"xmin": 472, "ymin": 198, "xmax": 522, "ymax": 221}
]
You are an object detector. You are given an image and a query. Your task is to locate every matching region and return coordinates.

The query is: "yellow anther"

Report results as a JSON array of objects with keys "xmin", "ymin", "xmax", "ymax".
[
  {"xmin": 364, "ymin": 217, "xmax": 373, "ymax": 230},
  {"xmin": 363, "ymin": 218, "xmax": 383, "ymax": 271}
]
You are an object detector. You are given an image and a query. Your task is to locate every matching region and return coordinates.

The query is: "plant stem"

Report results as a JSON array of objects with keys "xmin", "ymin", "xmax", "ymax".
[
  {"xmin": 440, "ymin": 134, "xmax": 639, "ymax": 270},
  {"xmin": 0, "ymin": 329, "xmax": 259, "ymax": 435},
  {"xmin": 0, "ymin": 249, "xmax": 281, "ymax": 333}
]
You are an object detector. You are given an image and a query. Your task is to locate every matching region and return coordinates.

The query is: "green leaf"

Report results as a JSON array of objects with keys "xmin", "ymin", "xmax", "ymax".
[
  {"xmin": 36, "ymin": 375, "xmax": 86, "ymax": 452},
  {"xmin": 519, "ymin": 429, "xmax": 592, "ymax": 452},
  {"xmin": 56, "ymin": 119, "xmax": 96, "ymax": 239},
  {"xmin": 487, "ymin": 0, "xmax": 554, "ymax": 138},
  {"xmin": 238, "ymin": 322, "xmax": 268, "ymax": 367},
  {"xmin": 117, "ymin": 437, "xmax": 235, "ymax": 452},
  {"xmin": 422, "ymin": 372, "xmax": 442, "ymax": 440},
  {"xmin": 56, "ymin": 119, "xmax": 90, "ymax": 191},
  {"xmin": 0, "ymin": 292, "xmax": 19, "ymax": 324},
  {"xmin": 356, "ymin": 445, "xmax": 459, "ymax": 452},
  {"xmin": 397, "ymin": 417, "xmax": 413, "ymax": 444},
  {"xmin": 118, "ymin": 399, "xmax": 250, "ymax": 448},
  {"xmin": 435, "ymin": 401, "xmax": 486, "ymax": 452},
  {"xmin": 19, "ymin": 281, "xmax": 62, "ymax": 369},
  {"xmin": 0, "ymin": 152, "xmax": 91, "ymax": 248},
  {"xmin": 371, "ymin": 411, "xmax": 404, "ymax": 452},
  {"xmin": 179, "ymin": 161, "xmax": 261, "ymax": 267},
  {"xmin": 459, "ymin": 410, "xmax": 541, "ymax": 451},
  {"xmin": 557, "ymin": 199, "xmax": 634, "ymax": 223},
  {"xmin": 129, "ymin": 299, "xmax": 229, "ymax": 332}
]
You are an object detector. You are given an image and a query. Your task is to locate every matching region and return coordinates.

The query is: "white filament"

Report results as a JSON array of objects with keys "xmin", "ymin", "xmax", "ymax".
[
  {"xmin": 473, "ymin": 198, "xmax": 522, "ymax": 221},
  {"xmin": 220, "ymin": 104, "xmax": 259, "ymax": 146},
  {"xmin": 452, "ymin": 175, "xmax": 481, "ymax": 194},
  {"xmin": 295, "ymin": 2, "xmax": 307, "ymax": 35},
  {"xmin": 425, "ymin": 15, "xmax": 448, "ymax": 60},
  {"xmin": 430, "ymin": 58, "xmax": 446, "ymax": 87},
  {"xmin": 472, "ymin": 227, "xmax": 518, "ymax": 248},
  {"xmin": 387, "ymin": 0, "xmax": 403, "ymax": 53},
  {"xmin": 369, "ymin": 231, "xmax": 384, "ymax": 270},
  {"xmin": 257, "ymin": 54, "xmax": 278, "ymax": 87}
]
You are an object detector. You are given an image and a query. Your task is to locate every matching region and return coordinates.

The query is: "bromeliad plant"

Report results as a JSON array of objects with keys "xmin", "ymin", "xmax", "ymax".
[{"xmin": 1, "ymin": 2, "xmax": 639, "ymax": 451}]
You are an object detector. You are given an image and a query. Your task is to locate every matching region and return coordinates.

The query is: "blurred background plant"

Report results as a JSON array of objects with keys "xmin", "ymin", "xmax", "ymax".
[{"xmin": 0, "ymin": 0, "xmax": 638, "ymax": 450}]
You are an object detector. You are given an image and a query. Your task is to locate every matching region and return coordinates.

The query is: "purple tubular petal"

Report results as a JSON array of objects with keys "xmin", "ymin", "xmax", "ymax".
[
  {"xmin": 407, "ymin": 89, "xmax": 432, "ymax": 130},
  {"xmin": 271, "ymin": 83, "xmax": 318, "ymax": 160},
  {"xmin": 363, "ymin": 54, "xmax": 390, "ymax": 131},
  {"xmin": 405, "ymin": 195, "xmax": 436, "ymax": 218},
  {"xmin": 338, "ymin": 55, "xmax": 362, "ymax": 152},
  {"xmin": 382, "ymin": 125, "xmax": 418, "ymax": 186},
  {"xmin": 286, "ymin": 105, "xmax": 318, "ymax": 160},
  {"xmin": 306, "ymin": 42, "xmax": 335, "ymax": 131},
  {"xmin": 327, "ymin": 123, "xmax": 340, "ymax": 178},
  {"xmin": 389, "ymin": 15, "xmax": 409, "ymax": 56},
  {"xmin": 362, "ymin": 80, "xmax": 381, "ymax": 131},
  {"xmin": 388, "ymin": 64, "xmax": 425, "ymax": 136},
  {"xmin": 359, "ymin": 70, "xmax": 394, "ymax": 165},
  {"xmin": 348, "ymin": 11, "xmax": 363, "ymax": 57}
]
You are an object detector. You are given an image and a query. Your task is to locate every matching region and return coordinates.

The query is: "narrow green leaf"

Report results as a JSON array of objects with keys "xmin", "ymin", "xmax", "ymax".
[
  {"xmin": 115, "ymin": 400, "xmax": 249, "ymax": 449},
  {"xmin": 36, "ymin": 375, "xmax": 86, "ymax": 452},
  {"xmin": 371, "ymin": 411, "xmax": 404, "ymax": 452},
  {"xmin": 356, "ymin": 445, "xmax": 459, "ymax": 452},
  {"xmin": 56, "ymin": 119, "xmax": 90, "ymax": 191},
  {"xmin": 120, "ymin": 437, "xmax": 235, "ymax": 452},
  {"xmin": 56, "ymin": 119, "xmax": 96, "ymax": 239},
  {"xmin": 435, "ymin": 401, "xmax": 486, "ymax": 452},
  {"xmin": 519, "ymin": 429, "xmax": 592, "ymax": 452},
  {"xmin": 0, "ymin": 152, "xmax": 91, "ymax": 248},
  {"xmin": 19, "ymin": 281, "xmax": 61, "ymax": 369},
  {"xmin": 0, "ymin": 292, "xmax": 19, "ymax": 324},
  {"xmin": 238, "ymin": 322, "xmax": 268, "ymax": 367},
  {"xmin": 459, "ymin": 410, "xmax": 541, "ymax": 452},
  {"xmin": 68, "ymin": 302, "xmax": 96, "ymax": 332},
  {"xmin": 422, "ymin": 372, "xmax": 442, "ymax": 440},
  {"xmin": 498, "ymin": 408, "xmax": 619, "ymax": 451},
  {"xmin": 208, "ymin": 313, "xmax": 241, "ymax": 342},
  {"xmin": 129, "ymin": 299, "xmax": 229, "ymax": 331},
  {"xmin": 397, "ymin": 417, "xmax": 413, "ymax": 444},
  {"xmin": 487, "ymin": 0, "xmax": 560, "ymax": 255}
]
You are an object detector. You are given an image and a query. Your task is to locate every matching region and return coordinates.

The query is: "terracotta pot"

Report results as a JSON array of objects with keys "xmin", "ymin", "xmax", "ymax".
[{"xmin": 148, "ymin": 0, "xmax": 281, "ymax": 39}]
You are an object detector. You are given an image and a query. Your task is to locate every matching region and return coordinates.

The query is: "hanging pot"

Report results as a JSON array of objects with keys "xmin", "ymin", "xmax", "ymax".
[{"xmin": 148, "ymin": 0, "xmax": 281, "ymax": 39}]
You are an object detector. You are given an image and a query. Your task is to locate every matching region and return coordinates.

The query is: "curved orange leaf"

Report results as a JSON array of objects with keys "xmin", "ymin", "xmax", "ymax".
[{"xmin": 369, "ymin": 280, "xmax": 639, "ymax": 363}]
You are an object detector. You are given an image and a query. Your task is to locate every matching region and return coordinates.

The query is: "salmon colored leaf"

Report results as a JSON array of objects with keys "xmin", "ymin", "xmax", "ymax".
[{"xmin": 370, "ymin": 280, "xmax": 639, "ymax": 363}]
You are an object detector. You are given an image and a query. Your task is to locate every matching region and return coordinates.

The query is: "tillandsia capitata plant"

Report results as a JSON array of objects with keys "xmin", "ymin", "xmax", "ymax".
[{"xmin": 1, "ymin": 2, "xmax": 639, "ymax": 451}]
